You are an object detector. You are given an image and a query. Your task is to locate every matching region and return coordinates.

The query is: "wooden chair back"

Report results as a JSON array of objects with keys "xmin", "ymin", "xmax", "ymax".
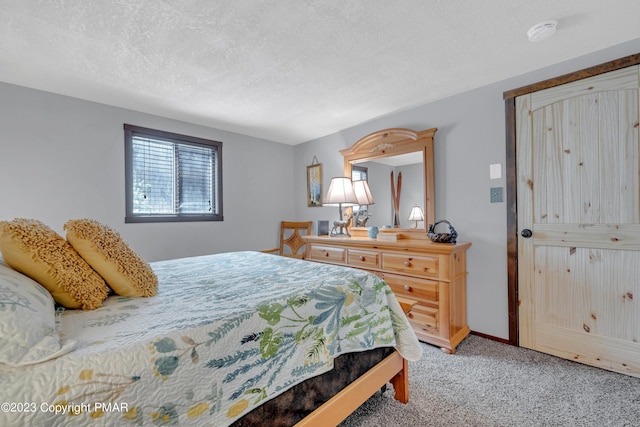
[
  {"xmin": 279, "ymin": 221, "xmax": 312, "ymax": 258},
  {"xmin": 263, "ymin": 221, "xmax": 312, "ymax": 259}
]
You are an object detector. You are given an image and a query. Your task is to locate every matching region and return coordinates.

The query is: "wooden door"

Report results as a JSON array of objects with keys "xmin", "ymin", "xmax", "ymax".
[{"xmin": 517, "ymin": 65, "xmax": 640, "ymax": 377}]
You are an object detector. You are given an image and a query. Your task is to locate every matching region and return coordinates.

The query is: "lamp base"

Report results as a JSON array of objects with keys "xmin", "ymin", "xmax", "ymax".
[{"xmin": 330, "ymin": 220, "xmax": 351, "ymax": 238}]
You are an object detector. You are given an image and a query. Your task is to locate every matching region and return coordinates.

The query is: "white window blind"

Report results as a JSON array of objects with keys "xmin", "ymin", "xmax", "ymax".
[
  {"xmin": 351, "ymin": 166, "xmax": 368, "ymax": 182},
  {"xmin": 351, "ymin": 165, "xmax": 368, "ymax": 215},
  {"xmin": 125, "ymin": 124, "xmax": 222, "ymax": 223}
]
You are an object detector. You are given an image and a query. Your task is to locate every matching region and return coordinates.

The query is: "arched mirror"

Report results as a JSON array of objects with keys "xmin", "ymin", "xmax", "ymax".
[{"xmin": 341, "ymin": 128, "xmax": 437, "ymax": 236}]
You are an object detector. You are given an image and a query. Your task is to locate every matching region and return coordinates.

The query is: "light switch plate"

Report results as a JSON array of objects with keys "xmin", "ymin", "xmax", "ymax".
[
  {"xmin": 490, "ymin": 163, "xmax": 502, "ymax": 180},
  {"xmin": 490, "ymin": 187, "xmax": 503, "ymax": 203}
]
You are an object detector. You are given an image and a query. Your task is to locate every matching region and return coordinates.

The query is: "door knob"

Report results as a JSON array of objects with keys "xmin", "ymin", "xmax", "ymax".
[{"xmin": 521, "ymin": 229, "xmax": 533, "ymax": 238}]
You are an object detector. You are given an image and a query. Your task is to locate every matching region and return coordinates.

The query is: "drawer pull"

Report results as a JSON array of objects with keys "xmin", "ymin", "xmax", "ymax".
[
  {"xmin": 403, "ymin": 285, "xmax": 411, "ymax": 292},
  {"xmin": 324, "ymin": 251, "xmax": 330, "ymax": 257},
  {"xmin": 359, "ymin": 255, "xmax": 365, "ymax": 261},
  {"xmin": 404, "ymin": 261, "xmax": 411, "ymax": 267}
]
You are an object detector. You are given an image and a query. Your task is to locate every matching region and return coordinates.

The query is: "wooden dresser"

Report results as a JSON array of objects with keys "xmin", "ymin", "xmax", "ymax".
[{"xmin": 303, "ymin": 235, "xmax": 471, "ymax": 353}]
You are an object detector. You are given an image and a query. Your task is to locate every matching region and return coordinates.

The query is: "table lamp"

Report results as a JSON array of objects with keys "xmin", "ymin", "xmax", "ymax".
[
  {"xmin": 324, "ymin": 177, "xmax": 358, "ymax": 237},
  {"xmin": 408, "ymin": 205, "xmax": 424, "ymax": 228}
]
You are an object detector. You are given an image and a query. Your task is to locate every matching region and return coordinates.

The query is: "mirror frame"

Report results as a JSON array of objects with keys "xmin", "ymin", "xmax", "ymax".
[{"xmin": 341, "ymin": 127, "xmax": 437, "ymax": 235}]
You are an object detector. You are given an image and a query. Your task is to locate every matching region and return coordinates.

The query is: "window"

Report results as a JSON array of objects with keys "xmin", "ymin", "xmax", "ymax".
[
  {"xmin": 124, "ymin": 124, "xmax": 223, "ymax": 223},
  {"xmin": 351, "ymin": 165, "xmax": 368, "ymax": 216},
  {"xmin": 351, "ymin": 165, "xmax": 368, "ymax": 182}
]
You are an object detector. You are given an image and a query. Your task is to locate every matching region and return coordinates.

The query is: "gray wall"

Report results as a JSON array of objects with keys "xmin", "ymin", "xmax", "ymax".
[
  {"xmin": 293, "ymin": 38, "xmax": 640, "ymax": 340},
  {"xmin": 0, "ymin": 83, "xmax": 295, "ymax": 261}
]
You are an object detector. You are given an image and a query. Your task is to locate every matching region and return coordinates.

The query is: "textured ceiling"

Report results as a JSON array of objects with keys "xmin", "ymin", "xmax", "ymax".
[{"xmin": 1, "ymin": 1, "xmax": 640, "ymax": 144}]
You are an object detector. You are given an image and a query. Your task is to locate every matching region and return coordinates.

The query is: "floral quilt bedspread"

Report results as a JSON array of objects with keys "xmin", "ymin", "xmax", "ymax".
[{"xmin": 0, "ymin": 251, "xmax": 421, "ymax": 426}]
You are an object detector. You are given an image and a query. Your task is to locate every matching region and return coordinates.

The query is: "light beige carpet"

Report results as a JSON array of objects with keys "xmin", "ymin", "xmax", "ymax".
[{"xmin": 340, "ymin": 335, "xmax": 640, "ymax": 427}]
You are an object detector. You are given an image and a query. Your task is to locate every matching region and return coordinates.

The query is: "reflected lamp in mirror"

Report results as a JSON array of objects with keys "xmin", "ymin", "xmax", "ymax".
[
  {"xmin": 353, "ymin": 180, "xmax": 375, "ymax": 227},
  {"xmin": 408, "ymin": 205, "xmax": 425, "ymax": 228},
  {"xmin": 324, "ymin": 177, "xmax": 359, "ymax": 237}
]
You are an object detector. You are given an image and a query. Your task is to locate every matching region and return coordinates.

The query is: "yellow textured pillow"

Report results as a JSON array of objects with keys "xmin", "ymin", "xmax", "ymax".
[
  {"xmin": 64, "ymin": 219, "xmax": 158, "ymax": 297},
  {"xmin": 0, "ymin": 218, "xmax": 109, "ymax": 310}
]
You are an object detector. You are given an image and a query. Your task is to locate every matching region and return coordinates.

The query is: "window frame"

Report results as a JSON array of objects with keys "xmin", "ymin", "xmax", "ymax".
[
  {"xmin": 351, "ymin": 165, "xmax": 369, "ymax": 216},
  {"xmin": 124, "ymin": 124, "xmax": 223, "ymax": 223}
]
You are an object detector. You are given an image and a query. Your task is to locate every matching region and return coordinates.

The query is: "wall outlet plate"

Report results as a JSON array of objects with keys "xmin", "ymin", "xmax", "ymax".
[{"xmin": 490, "ymin": 187, "xmax": 503, "ymax": 203}]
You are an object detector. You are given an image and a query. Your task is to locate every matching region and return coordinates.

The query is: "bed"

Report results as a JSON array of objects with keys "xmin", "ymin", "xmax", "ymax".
[{"xmin": 0, "ymin": 250, "xmax": 422, "ymax": 426}]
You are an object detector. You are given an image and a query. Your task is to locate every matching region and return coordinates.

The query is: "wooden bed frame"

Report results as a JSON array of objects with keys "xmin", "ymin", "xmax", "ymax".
[
  {"xmin": 295, "ymin": 296, "xmax": 416, "ymax": 426},
  {"xmin": 295, "ymin": 350, "xmax": 409, "ymax": 426}
]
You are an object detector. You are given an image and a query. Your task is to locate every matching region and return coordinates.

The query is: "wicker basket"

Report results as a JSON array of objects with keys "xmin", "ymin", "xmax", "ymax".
[{"xmin": 427, "ymin": 220, "xmax": 458, "ymax": 244}]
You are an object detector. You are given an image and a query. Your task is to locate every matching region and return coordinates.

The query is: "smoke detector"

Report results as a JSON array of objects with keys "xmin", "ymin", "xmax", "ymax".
[{"xmin": 527, "ymin": 20, "xmax": 558, "ymax": 42}]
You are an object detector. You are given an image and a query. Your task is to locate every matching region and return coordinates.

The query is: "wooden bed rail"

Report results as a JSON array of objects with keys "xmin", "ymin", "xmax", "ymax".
[{"xmin": 294, "ymin": 351, "xmax": 409, "ymax": 427}]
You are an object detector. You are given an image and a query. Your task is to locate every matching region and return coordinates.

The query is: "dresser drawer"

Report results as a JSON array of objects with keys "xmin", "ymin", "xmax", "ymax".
[
  {"xmin": 308, "ymin": 245, "xmax": 346, "ymax": 263},
  {"xmin": 407, "ymin": 305, "xmax": 438, "ymax": 330},
  {"xmin": 348, "ymin": 249, "xmax": 379, "ymax": 269},
  {"xmin": 381, "ymin": 253, "xmax": 439, "ymax": 277},
  {"xmin": 381, "ymin": 272, "xmax": 438, "ymax": 304}
]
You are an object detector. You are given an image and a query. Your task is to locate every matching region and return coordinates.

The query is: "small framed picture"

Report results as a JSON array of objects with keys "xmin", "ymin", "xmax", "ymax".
[
  {"xmin": 318, "ymin": 220, "xmax": 329, "ymax": 236},
  {"xmin": 307, "ymin": 163, "xmax": 323, "ymax": 207}
]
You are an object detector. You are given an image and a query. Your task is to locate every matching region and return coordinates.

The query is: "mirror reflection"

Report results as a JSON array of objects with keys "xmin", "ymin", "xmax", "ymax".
[{"xmin": 351, "ymin": 151, "xmax": 424, "ymax": 229}]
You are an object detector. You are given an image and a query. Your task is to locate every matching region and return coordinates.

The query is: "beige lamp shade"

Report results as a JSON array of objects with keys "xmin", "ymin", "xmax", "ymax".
[
  {"xmin": 323, "ymin": 177, "xmax": 358, "ymax": 206},
  {"xmin": 353, "ymin": 180, "xmax": 375, "ymax": 205},
  {"xmin": 408, "ymin": 205, "xmax": 424, "ymax": 228},
  {"xmin": 408, "ymin": 205, "xmax": 424, "ymax": 221}
]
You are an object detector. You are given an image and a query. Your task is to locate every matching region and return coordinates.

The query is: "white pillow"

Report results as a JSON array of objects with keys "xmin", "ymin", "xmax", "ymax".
[{"xmin": 0, "ymin": 255, "xmax": 76, "ymax": 366}]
